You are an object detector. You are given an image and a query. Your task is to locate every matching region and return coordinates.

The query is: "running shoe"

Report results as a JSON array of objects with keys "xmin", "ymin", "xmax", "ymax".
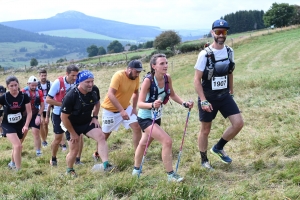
[
  {"xmin": 66, "ymin": 169, "xmax": 77, "ymax": 178},
  {"xmin": 50, "ymin": 160, "xmax": 58, "ymax": 166},
  {"xmin": 210, "ymin": 145, "xmax": 232, "ymax": 164},
  {"xmin": 75, "ymin": 161, "xmax": 84, "ymax": 165},
  {"xmin": 132, "ymin": 168, "xmax": 141, "ymax": 176},
  {"xmin": 42, "ymin": 141, "xmax": 48, "ymax": 147},
  {"xmin": 104, "ymin": 163, "xmax": 116, "ymax": 173},
  {"xmin": 167, "ymin": 173, "xmax": 184, "ymax": 182},
  {"xmin": 8, "ymin": 161, "xmax": 16, "ymax": 170},
  {"xmin": 60, "ymin": 144, "xmax": 67, "ymax": 151},
  {"xmin": 201, "ymin": 161, "xmax": 214, "ymax": 171}
]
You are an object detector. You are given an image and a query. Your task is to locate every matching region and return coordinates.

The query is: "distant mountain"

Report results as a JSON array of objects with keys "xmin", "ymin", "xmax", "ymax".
[
  {"xmin": 1, "ymin": 10, "xmax": 162, "ymax": 42},
  {"xmin": 0, "ymin": 10, "xmax": 207, "ymax": 42}
]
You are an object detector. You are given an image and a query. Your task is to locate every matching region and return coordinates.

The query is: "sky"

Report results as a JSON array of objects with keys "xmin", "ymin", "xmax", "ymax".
[{"xmin": 0, "ymin": 0, "xmax": 298, "ymax": 30}]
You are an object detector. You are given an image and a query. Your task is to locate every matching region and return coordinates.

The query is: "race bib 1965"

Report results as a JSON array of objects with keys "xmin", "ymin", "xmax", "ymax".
[
  {"xmin": 211, "ymin": 76, "xmax": 228, "ymax": 90},
  {"xmin": 102, "ymin": 116, "xmax": 115, "ymax": 126},
  {"xmin": 7, "ymin": 112, "xmax": 22, "ymax": 123}
]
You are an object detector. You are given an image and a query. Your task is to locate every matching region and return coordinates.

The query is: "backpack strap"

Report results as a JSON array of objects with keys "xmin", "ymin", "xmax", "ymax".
[
  {"xmin": 46, "ymin": 80, "xmax": 51, "ymax": 92},
  {"xmin": 162, "ymin": 74, "xmax": 170, "ymax": 105},
  {"xmin": 37, "ymin": 81, "xmax": 42, "ymax": 90},
  {"xmin": 146, "ymin": 74, "xmax": 158, "ymax": 103},
  {"xmin": 225, "ymin": 45, "xmax": 235, "ymax": 74},
  {"xmin": 205, "ymin": 47, "xmax": 215, "ymax": 80},
  {"xmin": 54, "ymin": 76, "xmax": 66, "ymax": 102}
]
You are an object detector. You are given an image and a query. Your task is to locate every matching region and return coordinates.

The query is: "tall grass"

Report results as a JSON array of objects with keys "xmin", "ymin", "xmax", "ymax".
[{"xmin": 0, "ymin": 26, "xmax": 300, "ymax": 199}]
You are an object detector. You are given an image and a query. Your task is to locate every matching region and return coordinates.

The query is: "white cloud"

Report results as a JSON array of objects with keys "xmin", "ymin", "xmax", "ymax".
[{"xmin": 0, "ymin": 0, "xmax": 298, "ymax": 30}]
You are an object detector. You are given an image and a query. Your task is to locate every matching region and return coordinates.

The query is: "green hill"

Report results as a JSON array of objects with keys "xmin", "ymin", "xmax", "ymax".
[{"xmin": 0, "ymin": 26, "xmax": 300, "ymax": 199}]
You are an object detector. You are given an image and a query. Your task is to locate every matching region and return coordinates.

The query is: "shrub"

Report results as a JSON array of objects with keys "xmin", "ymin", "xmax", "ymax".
[
  {"xmin": 177, "ymin": 43, "xmax": 204, "ymax": 53},
  {"xmin": 129, "ymin": 55, "xmax": 142, "ymax": 60}
]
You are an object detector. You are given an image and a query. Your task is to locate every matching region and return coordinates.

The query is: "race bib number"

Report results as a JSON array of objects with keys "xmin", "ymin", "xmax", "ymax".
[
  {"xmin": 151, "ymin": 105, "xmax": 163, "ymax": 120},
  {"xmin": 7, "ymin": 112, "xmax": 22, "ymax": 123},
  {"xmin": 60, "ymin": 122, "xmax": 67, "ymax": 132},
  {"xmin": 102, "ymin": 116, "xmax": 115, "ymax": 125},
  {"xmin": 211, "ymin": 76, "xmax": 228, "ymax": 90}
]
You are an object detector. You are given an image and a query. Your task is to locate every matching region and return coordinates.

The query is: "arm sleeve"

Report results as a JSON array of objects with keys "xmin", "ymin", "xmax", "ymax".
[{"xmin": 109, "ymin": 72, "xmax": 121, "ymax": 90}]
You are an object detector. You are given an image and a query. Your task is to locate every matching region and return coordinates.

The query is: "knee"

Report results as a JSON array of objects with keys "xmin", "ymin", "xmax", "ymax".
[
  {"xmin": 200, "ymin": 128, "xmax": 210, "ymax": 137},
  {"xmin": 163, "ymin": 137, "xmax": 172, "ymax": 148},
  {"xmin": 234, "ymin": 119, "xmax": 244, "ymax": 131},
  {"xmin": 14, "ymin": 143, "xmax": 23, "ymax": 151}
]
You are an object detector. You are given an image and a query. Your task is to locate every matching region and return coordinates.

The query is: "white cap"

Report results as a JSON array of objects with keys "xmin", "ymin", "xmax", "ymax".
[{"xmin": 28, "ymin": 76, "xmax": 38, "ymax": 83}]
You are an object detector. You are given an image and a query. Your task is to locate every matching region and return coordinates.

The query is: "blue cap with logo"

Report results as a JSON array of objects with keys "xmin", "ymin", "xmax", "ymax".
[{"xmin": 212, "ymin": 19, "xmax": 230, "ymax": 30}]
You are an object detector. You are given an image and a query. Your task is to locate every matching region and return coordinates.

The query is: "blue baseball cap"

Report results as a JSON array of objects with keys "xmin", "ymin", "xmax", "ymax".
[{"xmin": 212, "ymin": 19, "xmax": 230, "ymax": 30}]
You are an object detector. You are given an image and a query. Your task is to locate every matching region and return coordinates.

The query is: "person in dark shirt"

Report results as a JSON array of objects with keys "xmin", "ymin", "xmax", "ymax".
[
  {"xmin": 61, "ymin": 70, "xmax": 114, "ymax": 177},
  {"xmin": 0, "ymin": 76, "xmax": 32, "ymax": 171}
]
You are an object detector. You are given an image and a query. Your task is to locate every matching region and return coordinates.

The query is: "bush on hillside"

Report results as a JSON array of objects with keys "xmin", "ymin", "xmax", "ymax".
[
  {"xmin": 129, "ymin": 55, "xmax": 142, "ymax": 60},
  {"xmin": 177, "ymin": 42, "xmax": 205, "ymax": 53}
]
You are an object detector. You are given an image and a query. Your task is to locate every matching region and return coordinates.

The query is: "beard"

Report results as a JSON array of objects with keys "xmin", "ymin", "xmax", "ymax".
[
  {"xmin": 214, "ymin": 36, "xmax": 226, "ymax": 45},
  {"xmin": 128, "ymin": 71, "xmax": 136, "ymax": 80}
]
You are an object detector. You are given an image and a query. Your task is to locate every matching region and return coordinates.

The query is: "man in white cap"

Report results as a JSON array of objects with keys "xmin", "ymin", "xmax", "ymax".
[
  {"xmin": 21, "ymin": 76, "xmax": 45, "ymax": 156},
  {"xmin": 61, "ymin": 70, "xmax": 114, "ymax": 177}
]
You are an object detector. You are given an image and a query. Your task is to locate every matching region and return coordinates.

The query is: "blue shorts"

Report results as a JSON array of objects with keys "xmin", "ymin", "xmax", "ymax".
[
  {"xmin": 198, "ymin": 94, "xmax": 240, "ymax": 122},
  {"xmin": 51, "ymin": 113, "xmax": 64, "ymax": 134},
  {"xmin": 137, "ymin": 117, "xmax": 161, "ymax": 132},
  {"xmin": 65, "ymin": 123, "xmax": 98, "ymax": 141}
]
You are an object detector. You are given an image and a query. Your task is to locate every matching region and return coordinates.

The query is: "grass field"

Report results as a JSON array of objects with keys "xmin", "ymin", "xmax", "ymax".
[{"xmin": 0, "ymin": 26, "xmax": 300, "ymax": 199}]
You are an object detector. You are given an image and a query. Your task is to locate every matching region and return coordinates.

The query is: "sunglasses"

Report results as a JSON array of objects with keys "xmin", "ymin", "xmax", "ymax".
[{"xmin": 214, "ymin": 29, "xmax": 228, "ymax": 36}]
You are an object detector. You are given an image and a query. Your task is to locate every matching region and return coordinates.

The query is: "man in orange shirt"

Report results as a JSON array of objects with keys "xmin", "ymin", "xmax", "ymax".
[{"xmin": 93, "ymin": 60, "xmax": 143, "ymax": 161}]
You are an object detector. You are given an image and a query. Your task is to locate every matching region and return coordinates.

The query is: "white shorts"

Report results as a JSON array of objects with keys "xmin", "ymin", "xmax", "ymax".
[{"xmin": 102, "ymin": 105, "xmax": 137, "ymax": 133}]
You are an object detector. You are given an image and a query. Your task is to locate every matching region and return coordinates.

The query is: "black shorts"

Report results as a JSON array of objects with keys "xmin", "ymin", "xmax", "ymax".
[
  {"xmin": 1, "ymin": 122, "xmax": 24, "ymax": 139},
  {"xmin": 0, "ymin": 110, "xmax": 3, "ymax": 117},
  {"xmin": 51, "ymin": 113, "xmax": 64, "ymax": 134},
  {"xmin": 198, "ymin": 94, "xmax": 240, "ymax": 122},
  {"xmin": 28, "ymin": 113, "xmax": 40, "ymax": 129},
  {"xmin": 42, "ymin": 111, "xmax": 47, "ymax": 118},
  {"xmin": 65, "ymin": 123, "xmax": 98, "ymax": 141},
  {"xmin": 137, "ymin": 117, "xmax": 161, "ymax": 132}
]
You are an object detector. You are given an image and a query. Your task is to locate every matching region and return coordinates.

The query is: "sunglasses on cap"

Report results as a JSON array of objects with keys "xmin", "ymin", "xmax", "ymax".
[{"xmin": 214, "ymin": 29, "xmax": 228, "ymax": 36}]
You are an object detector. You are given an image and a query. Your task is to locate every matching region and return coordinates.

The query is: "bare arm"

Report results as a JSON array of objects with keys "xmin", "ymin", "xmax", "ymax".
[
  {"xmin": 38, "ymin": 102, "xmax": 44, "ymax": 116},
  {"xmin": 92, "ymin": 101, "xmax": 100, "ymax": 116},
  {"xmin": 24, "ymin": 103, "xmax": 32, "ymax": 127},
  {"xmin": 137, "ymin": 78, "xmax": 162, "ymax": 109},
  {"xmin": 107, "ymin": 87, "xmax": 124, "ymax": 112},
  {"xmin": 194, "ymin": 70, "xmax": 206, "ymax": 101},
  {"xmin": 46, "ymin": 96, "xmax": 62, "ymax": 107}
]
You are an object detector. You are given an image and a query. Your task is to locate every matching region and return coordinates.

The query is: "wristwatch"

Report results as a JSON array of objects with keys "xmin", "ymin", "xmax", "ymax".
[
  {"xmin": 92, "ymin": 116, "xmax": 98, "ymax": 119},
  {"xmin": 37, "ymin": 114, "xmax": 41, "ymax": 117}
]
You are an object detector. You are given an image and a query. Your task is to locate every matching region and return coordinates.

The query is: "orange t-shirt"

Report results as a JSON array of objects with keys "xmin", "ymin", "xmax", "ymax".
[{"xmin": 101, "ymin": 70, "xmax": 139, "ymax": 112}]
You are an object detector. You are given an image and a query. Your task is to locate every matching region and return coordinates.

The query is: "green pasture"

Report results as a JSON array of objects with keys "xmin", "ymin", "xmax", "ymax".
[{"xmin": 0, "ymin": 26, "xmax": 300, "ymax": 199}]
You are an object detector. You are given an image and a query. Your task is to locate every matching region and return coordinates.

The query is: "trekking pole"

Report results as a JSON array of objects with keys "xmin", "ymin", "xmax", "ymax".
[
  {"xmin": 175, "ymin": 107, "xmax": 192, "ymax": 174},
  {"xmin": 138, "ymin": 110, "xmax": 157, "ymax": 178}
]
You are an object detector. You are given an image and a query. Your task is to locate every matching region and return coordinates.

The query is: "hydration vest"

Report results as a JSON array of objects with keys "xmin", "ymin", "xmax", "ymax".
[
  {"xmin": 63, "ymin": 85, "xmax": 98, "ymax": 116},
  {"xmin": 204, "ymin": 45, "xmax": 235, "ymax": 80},
  {"xmin": 4, "ymin": 92, "xmax": 25, "ymax": 113},
  {"xmin": 54, "ymin": 76, "xmax": 66, "ymax": 102},
  {"xmin": 37, "ymin": 80, "xmax": 51, "ymax": 95},
  {"xmin": 22, "ymin": 86, "xmax": 41, "ymax": 109},
  {"xmin": 144, "ymin": 73, "xmax": 170, "ymax": 104}
]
